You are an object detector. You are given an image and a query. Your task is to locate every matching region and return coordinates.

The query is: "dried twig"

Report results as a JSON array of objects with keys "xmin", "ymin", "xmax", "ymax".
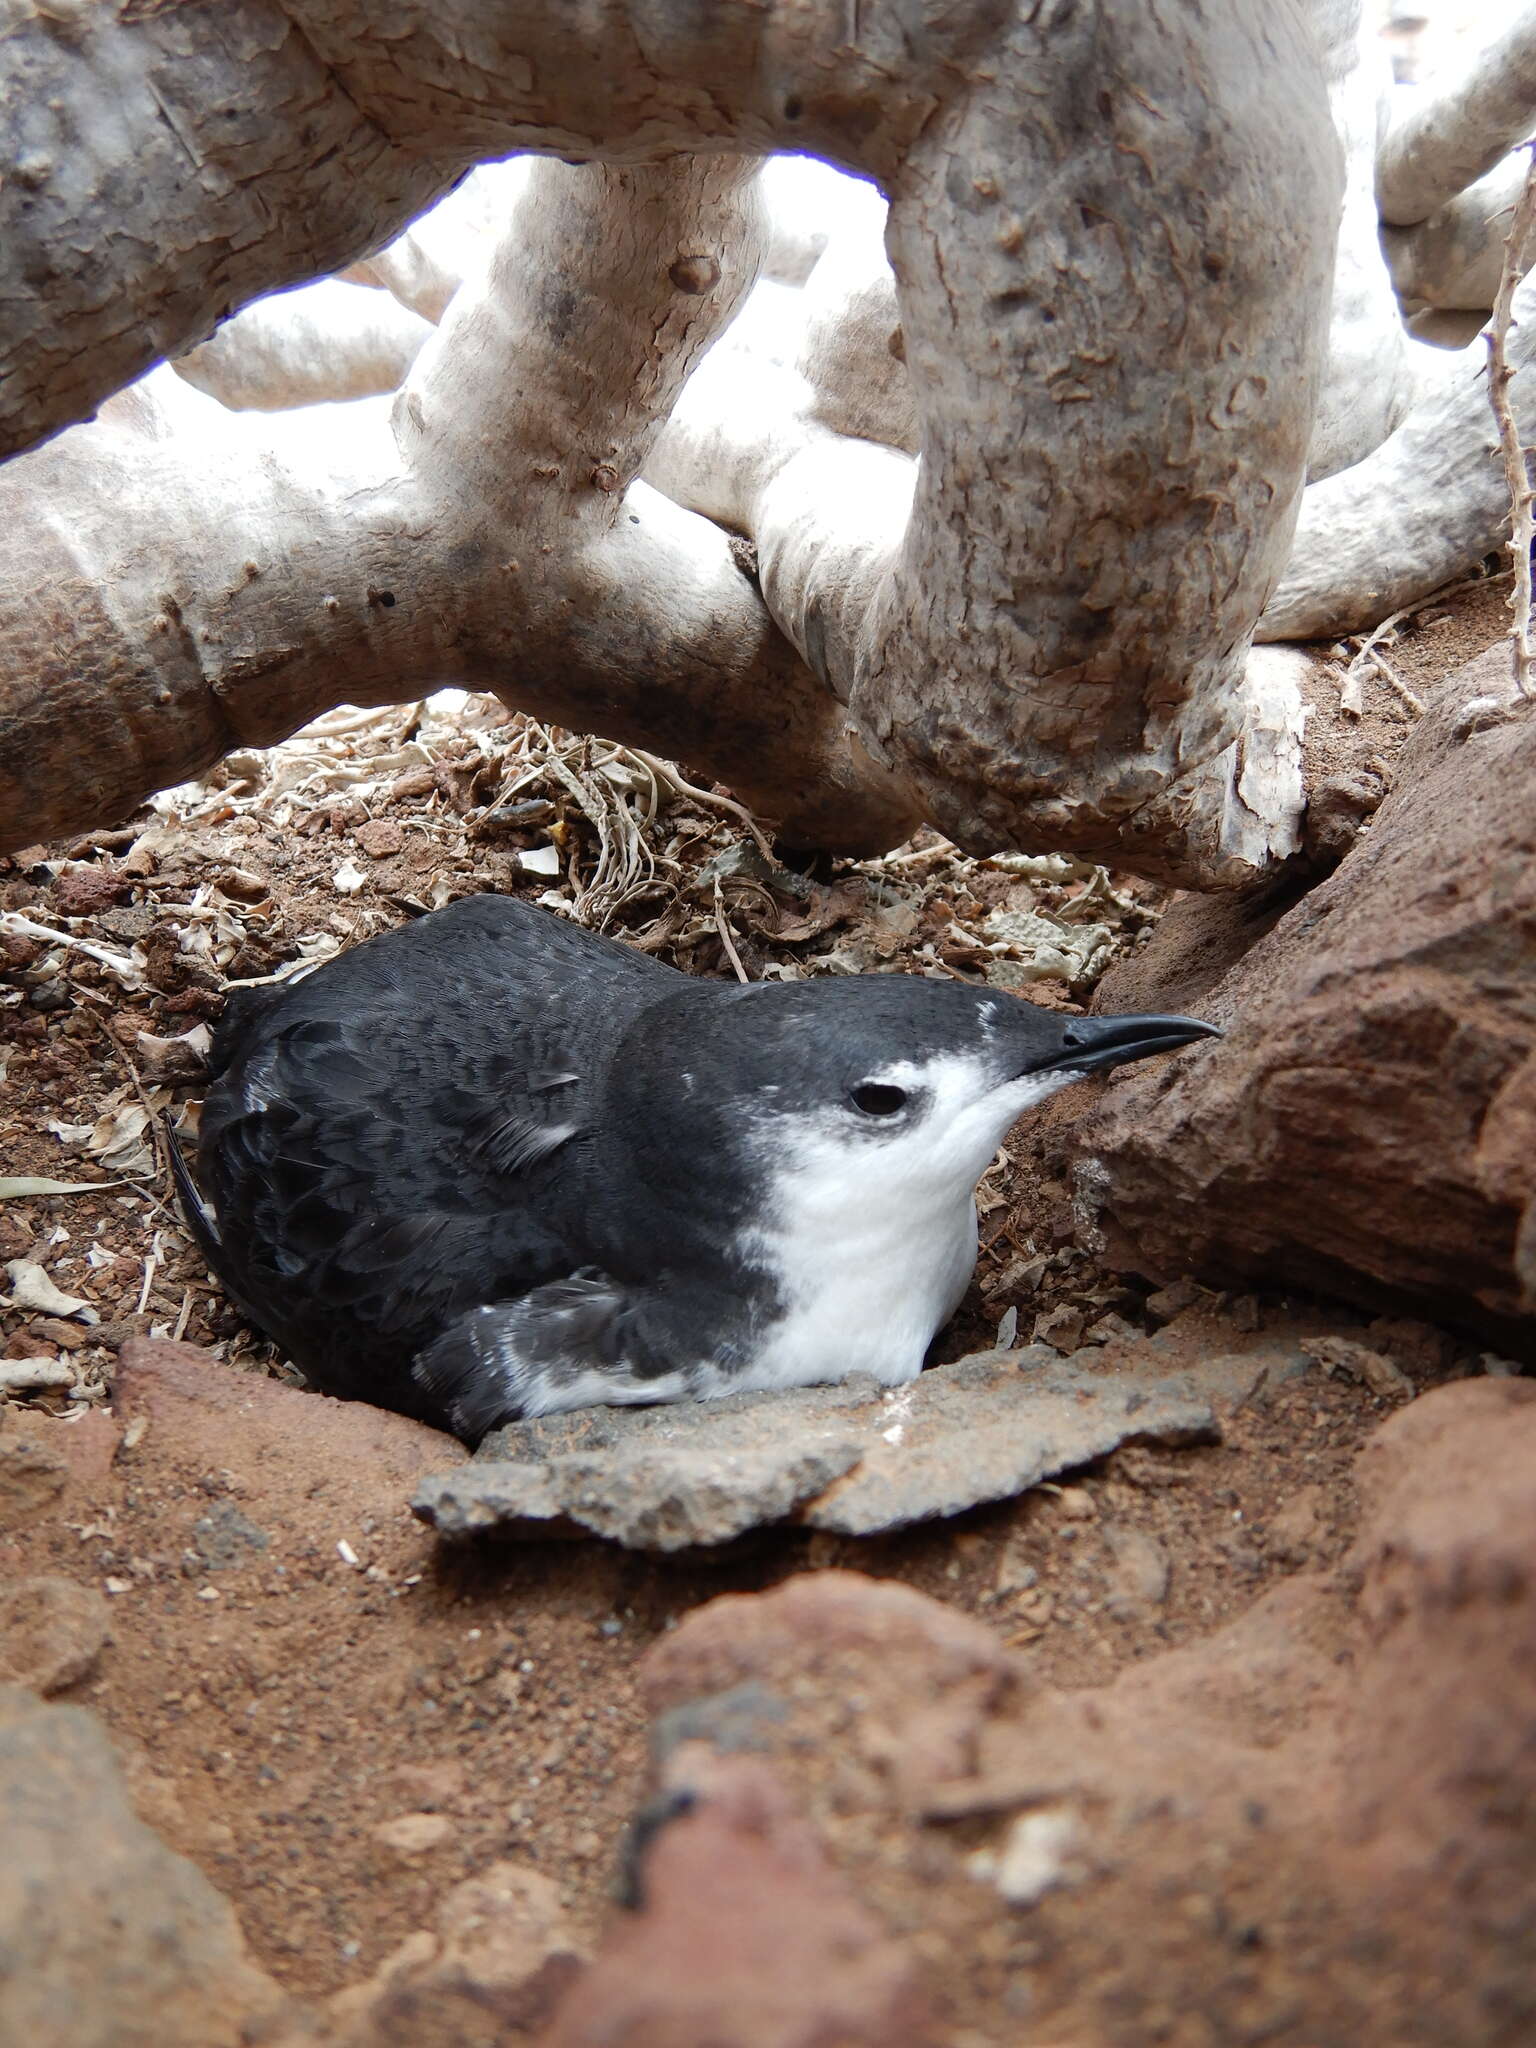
[
  {"xmin": 1486, "ymin": 143, "xmax": 1536, "ymax": 698},
  {"xmin": 713, "ymin": 877, "xmax": 751, "ymax": 983},
  {"xmin": 1364, "ymin": 650, "xmax": 1425, "ymax": 717},
  {"xmin": 619, "ymin": 746, "xmax": 776, "ymax": 863}
]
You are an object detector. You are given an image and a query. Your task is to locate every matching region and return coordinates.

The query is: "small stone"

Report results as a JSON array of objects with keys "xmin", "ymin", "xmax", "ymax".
[
  {"xmin": 28, "ymin": 1317, "xmax": 91, "ymax": 1352},
  {"xmin": 1265, "ymin": 1485, "xmax": 1325, "ymax": 1562},
  {"xmin": 1300, "ymin": 1336, "xmax": 1414, "ymax": 1401},
  {"xmin": 1033, "ymin": 1305, "xmax": 1085, "ymax": 1353},
  {"xmin": 1229, "ymin": 1294, "xmax": 1263, "ymax": 1333},
  {"xmin": 355, "ymin": 818, "xmax": 406, "ymax": 859},
  {"xmin": 379, "ymin": 1761, "xmax": 465, "ymax": 1812},
  {"xmin": 213, "ymin": 867, "xmax": 269, "ymax": 903},
  {"xmin": 1082, "ymin": 1311, "xmax": 1141, "ymax": 1347},
  {"xmin": 373, "ymin": 1811, "xmax": 452, "ymax": 1857},
  {"xmin": 0, "ymin": 1576, "xmax": 111, "ymax": 1693},
  {"xmin": 983, "ymin": 1806, "xmax": 1084, "ymax": 1906},
  {"xmin": 0, "ymin": 1423, "xmax": 68, "ymax": 1520},
  {"xmin": 1145, "ymin": 1278, "xmax": 1206, "ymax": 1323},
  {"xmin": 994, "ymin": 1542, "xmax": 1038, "ymax": 1596},
  {"xmin": 1053, "ymin": 1486, "xmax": 1097, "ymax": 1521},
  {"xmin": 1102, "ymin": 1525, "xmax": 1170, "ymax": 1614}
]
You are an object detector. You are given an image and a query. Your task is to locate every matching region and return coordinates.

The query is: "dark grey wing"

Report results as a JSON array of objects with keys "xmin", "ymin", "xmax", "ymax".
[
  {"xmin": 412, "ymin": 1271, "xmax": 636, "ymax": 1438},
  {"xmin": 193, "ymin": 894, "xmax": 682, "ymax": 1416}
]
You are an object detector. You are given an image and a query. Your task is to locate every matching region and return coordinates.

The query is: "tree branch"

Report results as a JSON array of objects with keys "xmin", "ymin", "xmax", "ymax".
[
  {"xmin": 1377, "ymin": 1, "xmax": 1536, "ymax": 227},
  {"xmin": 0, "ymin": 0, "xmax": 1341, "ymax": 887},
  {"xmin": 0, "ymin": 158, "xmax": 915, "ymax": 855},
  {"xmin": 1261, "ymin": 270, "xmax": 1536, "ymax": 642},
  {"xmin": 1486, "ymin": 150, "xmax": 1536, "ymax": 697}
]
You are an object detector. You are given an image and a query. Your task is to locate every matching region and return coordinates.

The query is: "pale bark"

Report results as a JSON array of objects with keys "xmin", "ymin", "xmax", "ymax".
[
  {"xmin": 1259, "ymin": 271, "xmax": 1536, "ymax": 642},
  {"xmin": 1303, "ymin": 0, "xmax": 1419, "ymax": 483},
  {"xmin": 1377, "ymin": 3, "xmax": 1536, "ymax": 227},
  {"xmin": 173, "ymin": 280, "xmax": 433, "ymax": 410},
  {"xmin": 1384, "ymin": 151, "xmax": 1530, "ymax": 312},
  {"xmin": 346, "ymin": 154, "xmax": 868, "ymax": 327},
  {"xmin": 1406, "ymin": 307, "xmax": 1487, "ymax": 351},
  {"xmin": 0, "ymin": 3, "xmax": 458, "ymax": 464},
  {"xmin": 0, "ymin": 159, "xmax": 914, "ymax": 855},
  {"xmin": 0, "ymin": 0, "xmax": 1339, "ymax": 887},
  {"xmin": 796, "ymin": 227, "xmax": 916, "ymax": 455},
  {"xmin": 345, "ymin": 159, "xmax": 534, "ymax": 322}
]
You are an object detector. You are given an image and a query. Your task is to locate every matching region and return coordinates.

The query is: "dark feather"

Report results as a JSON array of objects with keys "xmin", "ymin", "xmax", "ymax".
[{"xmin": 471, "ymin": 1107, "xmax": 580, "ymax": 1177}]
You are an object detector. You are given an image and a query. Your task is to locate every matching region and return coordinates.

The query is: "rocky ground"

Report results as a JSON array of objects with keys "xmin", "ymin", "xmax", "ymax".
[{"xmin": 2, "ymin": 574, "xmax": 1533, "ymax": 2045}]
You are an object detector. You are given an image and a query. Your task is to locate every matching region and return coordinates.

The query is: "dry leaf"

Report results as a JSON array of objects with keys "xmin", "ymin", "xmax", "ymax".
[
  {"xmin": 2, "ymin": 1260, "xmax": 95, "ymax": 1320},
  {"xmin": 0, "ymin": 1356, "xmax": 76, "ymax": 1392}
]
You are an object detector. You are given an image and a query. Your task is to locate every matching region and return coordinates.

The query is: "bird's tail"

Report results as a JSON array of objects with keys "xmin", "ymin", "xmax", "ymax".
[{"xmin": 163, "ymin": 1115, "xmax": 222, "ymax": 1264}]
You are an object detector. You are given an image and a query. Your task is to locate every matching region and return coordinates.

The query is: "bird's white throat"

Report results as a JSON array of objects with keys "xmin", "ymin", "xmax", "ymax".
[{"xmin": 734, "ymin": 1057, "xmax": 1074, "ymax": 1394}]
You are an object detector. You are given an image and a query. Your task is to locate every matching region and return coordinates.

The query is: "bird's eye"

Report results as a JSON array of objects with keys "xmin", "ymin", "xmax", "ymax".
[{"xmin": 851, "ymin": 1082, "xmax": 908, "ymax": 1116}]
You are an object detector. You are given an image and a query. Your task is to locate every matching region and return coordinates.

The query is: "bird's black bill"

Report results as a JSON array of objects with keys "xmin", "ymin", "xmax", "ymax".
[{"xmin": 1036, "ymin": 1012, "xmax": 1223, "ymax": 1078}]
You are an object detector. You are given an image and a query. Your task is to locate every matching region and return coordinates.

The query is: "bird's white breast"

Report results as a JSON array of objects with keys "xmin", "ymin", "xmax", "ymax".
[
  {"xmin": 736, "ymin": 1173, "xmax": 979, "ymax": 1394},
  {"xmin": 728, "ymin": 1061, "xmax": 1071, "ymax": 1397}
]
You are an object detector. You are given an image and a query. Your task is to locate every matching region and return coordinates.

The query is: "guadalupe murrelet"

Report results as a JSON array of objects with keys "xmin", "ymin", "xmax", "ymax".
[{"xmin": 175, "ymin": 894, "xmax": 1218, "ymax": 1441}]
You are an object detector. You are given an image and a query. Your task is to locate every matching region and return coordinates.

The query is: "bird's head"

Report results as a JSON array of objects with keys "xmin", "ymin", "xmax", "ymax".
[{"xmin": 609, "ymin": 974, "xmax": 1219, "ymax": 1219}]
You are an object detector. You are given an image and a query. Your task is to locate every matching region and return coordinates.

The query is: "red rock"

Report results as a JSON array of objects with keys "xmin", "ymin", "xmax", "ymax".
[
  {"xmin": 111, "ymin": 1339, "xmax": 465, "ymax": 1574},
  {"xmin": 0, "ymin": 1417, "xmax": 69, "ymax": 1522},
  {"xmin": 27, "ymin": 1316, "xmax": 91, "ymax": 1352},
  {"xmin": 0, "ymin": 1575, "xmax": 111, "ymax": 1693},
  {"xmin": 542, "ymin": 1755, "xmax": 932, "ymax": 2048},
  {"xmin": 1074, "ymin": 650, "xmax": 1536, "ymax": 1349},
  {"xmin": 49, "ymin": 863, "xmax": 128, "ymax": 916},
  {"xmin": 354, "ymin": 818, "xmax": 405, "ymax": 859},
  {"xmin": 0, "ymin": 1685, "xmax": 289, "ymax": 2045},
  {"xmin": 323, "ymin": 1860, "xmax": 584, "ymax": 2047},
  {"xmin": 640, "ymin": 1570, "xmax": 1020, "ymax": 1808},
  {"xmin": 113, "ymin": 1337, "xmax": 462, "ymax": 1488},
  {"xmin": 613, "ymin": 1382, "xmax": 1536, "ymax": 2046},
  {"xmin": 1342, "ymin": 1377, "xmax": 1536, "ymax": 1892},
  {"xmin": 52, "ymin": 1407, "xmax": 122, "ymax": 1493}
]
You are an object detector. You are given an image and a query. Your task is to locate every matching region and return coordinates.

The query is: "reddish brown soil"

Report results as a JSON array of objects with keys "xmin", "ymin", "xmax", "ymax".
[{"xmin": 4, "ymin": 1310, "xmax": 1475, "ymax": 2017}]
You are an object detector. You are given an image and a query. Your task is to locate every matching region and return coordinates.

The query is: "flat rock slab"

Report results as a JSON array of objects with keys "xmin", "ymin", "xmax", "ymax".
[{"xmin": 411, "ymin": 1343, "xmax": 1275, "ymax": 1551}]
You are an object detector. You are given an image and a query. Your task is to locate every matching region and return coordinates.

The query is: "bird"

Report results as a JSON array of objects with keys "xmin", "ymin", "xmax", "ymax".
[{"xmin": 173, "ymin": 892, "xmax": 1220, "ymax": 1442}]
